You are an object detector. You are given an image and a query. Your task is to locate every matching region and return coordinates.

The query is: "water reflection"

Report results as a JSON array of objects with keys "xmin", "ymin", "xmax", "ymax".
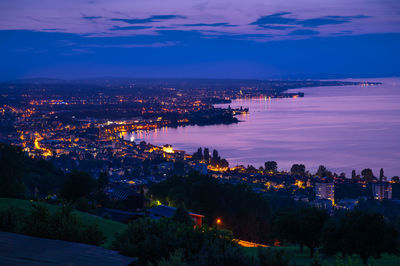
[{"xmin": 123, "ymin": 78, "xmax": 400, "ymax": 177}]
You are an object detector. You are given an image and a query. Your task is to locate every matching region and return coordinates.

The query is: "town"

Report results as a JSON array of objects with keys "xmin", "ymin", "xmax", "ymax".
[
  {"xmin": 0, "ymin": 78, "xmax": 396, "ymax": 265},
  {"xmin": 0, "ymin": 79, "xmax": 392, "ymax": 211}
]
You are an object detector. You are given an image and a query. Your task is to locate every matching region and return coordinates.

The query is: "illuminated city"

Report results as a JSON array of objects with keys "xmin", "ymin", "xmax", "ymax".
[{"xmin": 1, "ymin": 0, "xmax": 400, "ymax": 265}]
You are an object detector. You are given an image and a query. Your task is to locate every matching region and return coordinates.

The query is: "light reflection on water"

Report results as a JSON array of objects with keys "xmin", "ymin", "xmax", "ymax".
[{"xmin": 123, "ymin": 78, "xmax": 400, "ymax": 177}]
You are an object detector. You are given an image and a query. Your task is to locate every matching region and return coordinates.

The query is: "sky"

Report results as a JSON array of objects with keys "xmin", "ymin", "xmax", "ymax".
[{"xmin": 0, "ymin": 0, "xmax": 400, "ymax": 80}]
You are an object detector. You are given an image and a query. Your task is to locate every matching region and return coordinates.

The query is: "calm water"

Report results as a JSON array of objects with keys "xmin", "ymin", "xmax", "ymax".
[{"xmin": 123, "ymin": 78, "xmax": 400, "ymax": 177}]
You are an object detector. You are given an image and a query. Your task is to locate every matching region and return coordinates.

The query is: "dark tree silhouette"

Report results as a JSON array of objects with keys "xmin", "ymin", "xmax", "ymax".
[
  {"xmin": 291, "ymin": 164, "xmax": 306, "ymax": 176},
  {"xmin": 322, "ymin": 211, "xmax": 398, "ymax": 264},
  {"xmin": 0, "ymin": 144, "xmax": 28, "ymax": 198},
  {"xmin": 203, "ymin": 148, "xmax": 210, "ymax": 163},
  {"xmin": 264, "ymin": 161, "xmax": 278, "ymax": 172},
  {"xmin": 316, "ymin": 165, "xmax": 332, "ymax": 178},
  {"xmin": 352, "ymin": 170, "xmax": 357, "ymax": 179},
  {"xmin": 60, "ymin": 171, "xmax": 95, "ymax": 201},
  {"xmin": 380, "ymin": 168, "xmax": 385, "ymax": 181},
  {"xmin": 172, "ymin": 205, "xmax": 194, "ymax": 226},
  {"xmin": 361, "ymin": 168, "xmax": 375, "ymax": 182},
  {"xmin": 275, "ymin": 207, "xmax": 329, "ymax": 257},
  {"xmin": 97, "ymin": 171, "xmax": 109, "ymax": 191}
]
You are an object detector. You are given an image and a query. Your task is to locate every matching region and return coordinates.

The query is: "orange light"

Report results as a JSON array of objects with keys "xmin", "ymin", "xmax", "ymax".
[{"xmin": 216, "ymin": 218, "xmax": 222, "ymax": 224}]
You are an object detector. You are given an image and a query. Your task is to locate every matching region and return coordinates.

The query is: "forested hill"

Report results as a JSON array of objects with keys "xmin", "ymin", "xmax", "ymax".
[{"xmin": 0, "ymin": 143, "xmax": 65, "ymax": 199}]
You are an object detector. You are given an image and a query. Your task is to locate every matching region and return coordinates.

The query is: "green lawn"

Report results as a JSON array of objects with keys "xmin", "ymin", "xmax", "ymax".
[
  {"xmin": 0, "ymin": 198, "xmax": 127, "ymax": 248},
  {"xmin": 244, "ymin": 245, "xmax": 400, "ymax": 266}
]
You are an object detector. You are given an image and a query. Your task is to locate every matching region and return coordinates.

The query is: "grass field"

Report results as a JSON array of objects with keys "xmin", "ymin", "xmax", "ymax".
[
  {"xmin": 0, "ymin": 198, "xmax": 127, "ymax": 248},
  {"xmin": 244, "ymin": 245, "xmax": 400, "ymax": 266}
]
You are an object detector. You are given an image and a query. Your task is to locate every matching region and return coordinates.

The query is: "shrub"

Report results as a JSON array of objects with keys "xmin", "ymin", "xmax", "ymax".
[{"xmin": 113, "ymin": 218, "xmax": 252, "ymax": 265}]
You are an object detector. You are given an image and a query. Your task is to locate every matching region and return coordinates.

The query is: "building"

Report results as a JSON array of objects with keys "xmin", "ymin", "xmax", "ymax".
[
  {"xmin": 335, "ymin": 198, "xmax": 359, "ymax": 210},
  {"xmin": 372, "ymin": 182, "xmax": 392, "ymax": 200},
  {"xmin": 148, "ymin": 205, "xmax": 204, "ymax": 227},
  {"xmin": 192, "ymin": 163, "xmax": 208, "ymax": 175},
  {"xmin": 312, "ymin": 198, "xmax": 333, "ymax": 211},
  {"xmin": 315, "ymin": 182, "xmax": 335, "ymax": 205}
]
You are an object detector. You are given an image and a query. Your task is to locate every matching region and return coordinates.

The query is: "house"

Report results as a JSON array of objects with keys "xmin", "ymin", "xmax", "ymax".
[
  {"xmin": 148, "ymin": 205, "xmax": 204, "ymax": 227},
  {"xmin": 97, "ymin": 208, "xmax": 145, "ymax": 223}
]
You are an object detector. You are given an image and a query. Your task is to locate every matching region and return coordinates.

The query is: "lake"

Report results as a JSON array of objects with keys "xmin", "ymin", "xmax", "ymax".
[{"xmin": 122, "ymin": 78, "xmax": 400, "ymax": 177}]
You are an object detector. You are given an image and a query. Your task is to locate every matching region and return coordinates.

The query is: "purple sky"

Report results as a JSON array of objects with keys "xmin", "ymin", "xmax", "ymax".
[
  {"xmin": 0, "ymin": 0, "xmax": 399, "ymax": 80},
  {"xmin": 1, "ymin": 0, "xmax": 399, "ymax": 41}
]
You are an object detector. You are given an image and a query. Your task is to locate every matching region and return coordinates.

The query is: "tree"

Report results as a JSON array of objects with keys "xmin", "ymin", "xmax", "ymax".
[
  {"xmin": 316, "ymin": 165, "xmax": 332, "ymax": 178},
  {"xmin": 361, "ymin": 168, "xmax": 375, "ymax": 182},
  {"xmin": 392, "ymin": 176, "xmax": 400, "ymax": 183},
  {"xmin": 158, "ymin": 249, "xmax": 188, "ymax": 266},
  {"xmin": 264, "ymin": 161, "xmax": 278, "ymax": 173},
  {"xmin": 291, "ymin": 164, "xmax": 306, "ymax": 176},
  {"xmin": 219, "ymin": 159, "xmax": 229, "ymax": 168},
  {"xmin": 97, "ymin": 171, "xmax": 109, "ymax": 191},
  {"xmin": 0, "ymin": 143, "xmax": 28, "ymax": 198},
  {"xmin": 322, "ymin": 211, "xmax": 398, "ymax": 264},
  {"xmin": 257, "ymin": 248, "xmax": 292, "ymax": 266},
  {"xmin": 352, "ymin": 170, "xmax": 356, "ymax": 179},
  {"xmin": 274, "ymin": 207, "xmax": 329, "ymax": 257},
  {"xmin": 60, "ymin": 171, "xmax": 95, "ymax": 201},
  {"xmin": 172, "ymin": 205, "xmax": 194, "ymax": 226},
  {"xmin": 113, "ymin": 218, "xmax": 249, "ymax": 265},
  {"xmin": 379, "ymin": 168, "xmax": 385, "ymax": 181},
  {"xmin": 212, "ymin": 149, "xmax": 219, "ymax": 160},
  {"xmin": 150, "ymin": 172, "xmax": 272, "ymax": 244},
  {"xmin": 204, "ymin": 148, "xmax": 210, "ymax": 163},
  {"xmin": 193, "ymin": 147, "xmax": 203, "ymax": 161}
]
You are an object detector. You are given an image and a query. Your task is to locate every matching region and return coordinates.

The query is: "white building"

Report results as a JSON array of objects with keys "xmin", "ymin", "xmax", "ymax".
[
  {"xmin": 315, "ymin": 182, "xmax": 335, "ymax": 205},
  {"xmin": 372, "ymin": 182, "xmax": 392, "ymax": 200}
]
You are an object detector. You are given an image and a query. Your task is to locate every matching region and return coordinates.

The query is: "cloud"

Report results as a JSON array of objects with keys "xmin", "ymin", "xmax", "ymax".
[
  {"xmin": 82, "ymin": 16, "xmax": 103, "ymax": 20},
  {"xmin": 111, "ymin": 15, "xmax": 186, "ymax": 24},
  {"xmin": 182, "ymin": 22, "xmax": 237, "ymax": 27},
  {"xmin": 257, "ymin": 25, "xmax": 295, "ymax": 30},
  {"xmin": 250, "ymin": 12, "xmax": 371, "ymax": 28},
  {"xmin": 289, "ymin": 29, "xmax": 319, "ymax": 35},
  {"xmin": 110, "ymin": 26, "xmax": 152, "ymax": 31},
  {"xmin": 299, "ymin": 15, "xmax": 371, "ymax": 27},
  {"xmin": 250, "ymin": 12, "xmax": 297, "ymax": 26},
  {"xmin": 82, "ymin": 41, "xmax": 178, "ymax": 48}
]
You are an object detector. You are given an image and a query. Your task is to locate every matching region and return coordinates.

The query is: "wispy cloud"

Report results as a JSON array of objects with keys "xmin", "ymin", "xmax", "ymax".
[
  {"xmin": 82, "ymin": 16, "xmax": 103, "ymax": 20},
  {"xmin": 110, "ymin": 25, "xmax": 152, "ymax": 31},
  {"xmin": 250, "ymin": 12, "xmax": 371, "ymax": 28},
  {"xmin": 182, "ymin": 22, "xmax": 237, "ymax": 27},
  {"xmin": 111, "ymin": 15, "xmax": 186, "ymax": 24},
  {"xmin": 289, "ymin": 29, "xmax": 319, "ymax": 35},
  {"xmin": 82, "ymin": 41, "xmax": 178, "ymax": 48}
]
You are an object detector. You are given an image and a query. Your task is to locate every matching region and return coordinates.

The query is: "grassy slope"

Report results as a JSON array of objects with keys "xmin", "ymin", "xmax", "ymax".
[
  {"xmin": 0, "ymin": 198, "xmax": 127, "ymax": 248},
  {"xmin": 244, "ymin": 245, "xmax": 400, "ymax": 266}
]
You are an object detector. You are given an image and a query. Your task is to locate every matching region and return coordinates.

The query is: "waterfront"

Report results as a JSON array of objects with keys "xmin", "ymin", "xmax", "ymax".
[{"xmin": 123, "ymin": 78, "xmax": 400, "ymax": 177}]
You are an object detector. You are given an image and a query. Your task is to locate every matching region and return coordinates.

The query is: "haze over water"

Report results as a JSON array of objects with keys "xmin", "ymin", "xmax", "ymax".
[{"xmin": 124, "ymin": 78, "xmax": 400, "ymax": 177}]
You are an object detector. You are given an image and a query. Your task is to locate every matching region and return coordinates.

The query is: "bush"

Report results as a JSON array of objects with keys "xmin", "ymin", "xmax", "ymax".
[
  {"xmin": 257, "ymin": 248, "xmax": 292, "ymax": 266},
  {"xmin": 157, "ymin": 249, "xmax": 188, "ymax": 266},
  {"xmin": 113, "ymin": 218, "xmax": 252, "ymax": 265},
  {"xmin": 25, "ymin": 204, "xmax": 53, "ymax": 238},
  {"xmin": 0, "ymin": 207, "xmax": 25, "ymax": 232},
  {"xmin": 2, "ymin": 203, "xmax": 105, "ymax": 246}
]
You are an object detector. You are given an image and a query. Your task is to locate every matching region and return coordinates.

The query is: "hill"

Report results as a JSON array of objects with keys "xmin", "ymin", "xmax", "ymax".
[{"xmin": 0, "ymin": 198, "xmax": 127, "ymax": 248}]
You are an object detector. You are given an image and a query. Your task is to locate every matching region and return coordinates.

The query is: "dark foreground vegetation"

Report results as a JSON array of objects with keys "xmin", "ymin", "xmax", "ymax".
[{"xmin": 1, "ymin": 142, "xmax": 400, "ymax": 265}]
